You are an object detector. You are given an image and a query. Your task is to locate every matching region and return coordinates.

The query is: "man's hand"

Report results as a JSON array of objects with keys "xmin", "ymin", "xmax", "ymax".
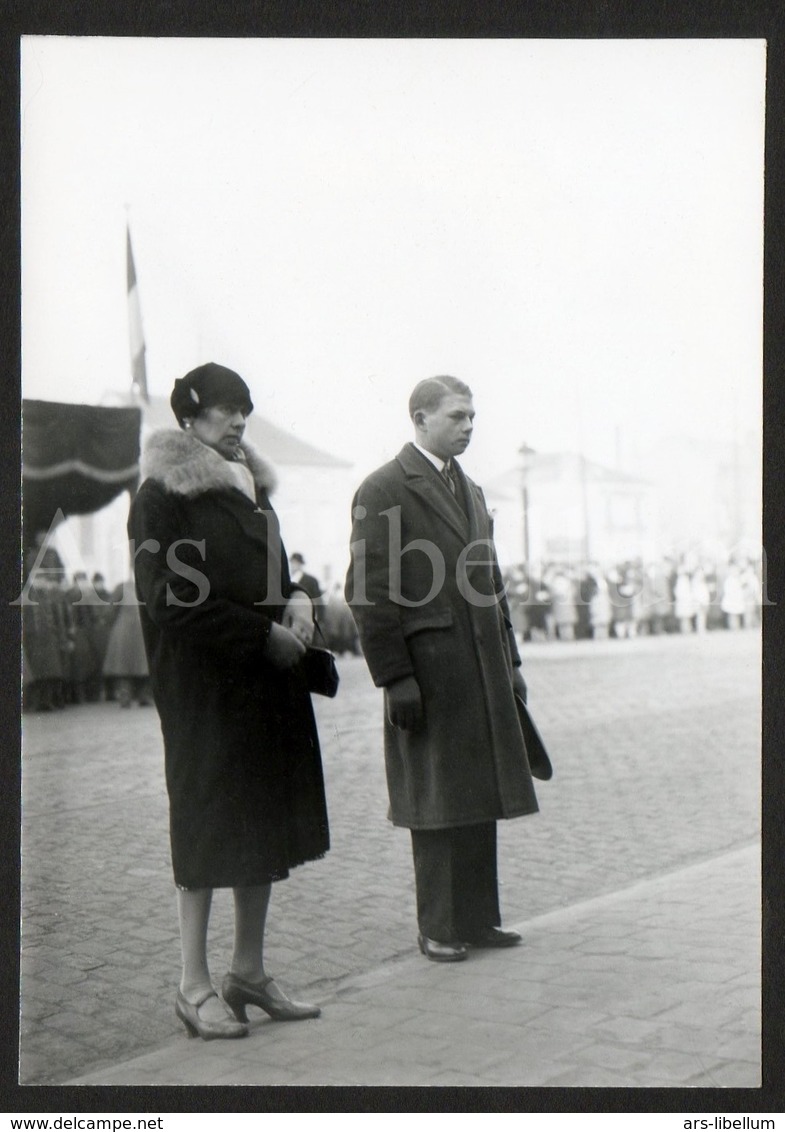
[
  {"xmin": 283, "ymin": 591, "xmax": 314, "ymax": 647},
  {"xmin": 266, "ymin": 621, "xmax": 307, "ymax": 669},
  {"xmin": 512, "ymin": 666, "xmax": 528, "ymax": 704},
  {"xmin": 386, "ymin": 675, "xmax": 424, "ymax": 731}
]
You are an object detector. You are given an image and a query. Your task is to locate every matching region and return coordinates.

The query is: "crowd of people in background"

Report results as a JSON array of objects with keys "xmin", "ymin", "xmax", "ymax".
[
  {"xmin": 503, "ymin": 555, "xmax": 763, "ymax": 644},
  {"xmin": 287, "ymin": 554, "xmax": 362, "ymax": 658},
  {"xmin": 22, "ymin": 541, "xmax": 762, "ymax": 713},
  {"xmin": 22, "ymin": 541, "xmax": 151, "ymax": 713},
  {"xmin": 21, "ymin": 545, "xmax": 361, "ymax": 714},
  {"xmin": 287, "ymin": 554, "xmax": 362, "ymax": 657}
]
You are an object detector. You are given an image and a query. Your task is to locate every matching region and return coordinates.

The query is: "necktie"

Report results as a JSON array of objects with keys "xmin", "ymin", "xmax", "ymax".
[{"xmin": 442, "ymin": 461, "xmax": 456, "ymax": 494}]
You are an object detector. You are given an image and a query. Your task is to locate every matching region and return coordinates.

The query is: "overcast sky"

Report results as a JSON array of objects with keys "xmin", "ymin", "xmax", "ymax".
[{"xmin": 20, "ymin": 36, "xmax": 765, "ymax": 482}]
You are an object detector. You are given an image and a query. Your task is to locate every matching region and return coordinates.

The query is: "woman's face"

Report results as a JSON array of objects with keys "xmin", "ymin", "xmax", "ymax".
[{"xmin": 189, "ymin": 402, "xmax": 248, "ymax": 459}]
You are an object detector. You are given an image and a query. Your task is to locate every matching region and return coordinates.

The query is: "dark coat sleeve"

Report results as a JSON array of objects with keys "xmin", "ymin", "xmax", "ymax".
[
  {"xmin": 345, "ymin": 475, "xmax": 416, "ymax": 688},
  {"xmin": 128, "ymin": 481, "xmax": 274, "ymax": 664}
]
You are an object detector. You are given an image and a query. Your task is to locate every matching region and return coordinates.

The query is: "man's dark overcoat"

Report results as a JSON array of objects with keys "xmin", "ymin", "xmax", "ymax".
[
  {"xmin": 346, "ymin": 443, "xmax": 539, "ymax": 830},
  {"xmin": 128, "ymin": 430, "xmax": 329, "ymax": 889}
]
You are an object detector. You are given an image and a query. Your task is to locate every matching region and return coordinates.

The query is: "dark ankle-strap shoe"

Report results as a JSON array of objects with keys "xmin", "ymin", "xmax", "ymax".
[
  {"xmin": 175, "ymin": 989, "xmax": 248, "ymax": 1040},
  {"xmin": 222, "ymin": 972, "xmax": 321, "ymax": 1023}
]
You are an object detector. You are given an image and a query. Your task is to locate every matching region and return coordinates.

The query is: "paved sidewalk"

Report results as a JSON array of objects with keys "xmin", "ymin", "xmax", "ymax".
[
  {"xmin": 69, "ymin": 844, "xmax": 760, "ymax": 1088},
  {"xmin": 20, "ymin": 631, "xmax": 761, "ymax": 1085}
]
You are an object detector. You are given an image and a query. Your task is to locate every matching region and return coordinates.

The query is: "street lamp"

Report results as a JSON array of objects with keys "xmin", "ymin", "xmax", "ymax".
[{"xmin": 519, "ymin": 443, "xmax": 536, "ymax": 573}]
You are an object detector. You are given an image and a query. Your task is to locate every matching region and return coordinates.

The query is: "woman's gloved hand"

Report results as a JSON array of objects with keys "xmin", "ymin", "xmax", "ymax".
[
  {"xmin": 266, "ymin": 621, "xmax": 307, "ymax": 669},
  {"xmin": 283, "ymin": 591, "xmax": 315, "ymax": 646}
]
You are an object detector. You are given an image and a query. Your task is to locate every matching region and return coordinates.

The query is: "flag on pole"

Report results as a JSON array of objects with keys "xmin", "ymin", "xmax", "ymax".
[{"xmin": 126, "ymin": 225, "xmax": 149, "ymax": 402}]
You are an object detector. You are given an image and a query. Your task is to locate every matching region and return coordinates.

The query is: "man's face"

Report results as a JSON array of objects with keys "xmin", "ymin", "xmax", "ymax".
[{"xmin": 416, "ymin": 394, "xmax": 475, "ymax": 461}]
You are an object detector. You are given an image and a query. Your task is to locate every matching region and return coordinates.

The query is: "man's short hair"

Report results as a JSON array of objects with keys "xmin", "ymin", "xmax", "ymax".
[{"xmin": 409, "ymin": 375, "xmax": 472, "ymax": 420}]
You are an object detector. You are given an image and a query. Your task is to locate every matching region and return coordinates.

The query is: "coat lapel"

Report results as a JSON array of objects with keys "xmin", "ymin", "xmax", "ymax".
[
  {"xmin": 396, "ymin": 444, "xmax": 470, "ymax": 542},
  {"xmin": 452, "ymin": 460, "xmax": 486, "ymax": 544},
  {"xmin": 451, "ymin": 460, "xmax": 499, "ymax": 594},
  {"xmin": 212, "ymin": 483, "xmax": 283, "ymax": 557}
]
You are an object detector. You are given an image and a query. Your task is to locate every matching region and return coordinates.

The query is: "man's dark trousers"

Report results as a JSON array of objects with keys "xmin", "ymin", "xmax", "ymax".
[{"xmin": 410, "ymin": 821, "xmax": 500, "ymax": 942}]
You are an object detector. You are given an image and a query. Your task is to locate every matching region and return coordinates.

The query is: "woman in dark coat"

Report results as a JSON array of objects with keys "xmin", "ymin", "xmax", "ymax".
[{"xmin": 128, "ymin": 363, "xmax": 330, "ymax": 1041}]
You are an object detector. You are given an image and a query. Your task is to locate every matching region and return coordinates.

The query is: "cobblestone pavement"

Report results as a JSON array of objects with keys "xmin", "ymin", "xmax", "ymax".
[
  {"xmin": 19, "ymin": 628, "xmax": 761, "ymax": 1086},
  {"xmin": 69, "ymin": 845, "xmax": 760, "ymax": 1088}
]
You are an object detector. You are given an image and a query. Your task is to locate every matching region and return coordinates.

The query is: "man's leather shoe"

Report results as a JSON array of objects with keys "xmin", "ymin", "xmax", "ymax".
[
  {"xmin": 465, "ymin": 927, "xmax": 522, "ymax": 948},
  {"xmin": 418, "ymin": 934, "xmax": 468, "ymax": 962}
]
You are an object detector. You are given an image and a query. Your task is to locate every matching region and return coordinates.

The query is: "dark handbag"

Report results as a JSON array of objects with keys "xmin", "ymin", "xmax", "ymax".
[
  {"xmin": 514, "ymin": 693, "xmax": 553, "ymax": 781},
  {"xmin": 302, "ymin": 646, "xmax": 339, "ymax": 698},
  {"xmin": 301, "ymin": 623, "xmax": 339, "ymax": 698}
]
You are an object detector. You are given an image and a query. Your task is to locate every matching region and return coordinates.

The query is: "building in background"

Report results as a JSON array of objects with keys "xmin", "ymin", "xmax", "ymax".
[
  {"xmin": 485, "ymin": 451, "xmax": 658, "ymax": 572},
  {"xmin": 485, "ymin": 430, "xmax": 761, "ymax": 575},
  {"xmin": 631, "ymin": 431, "xmax": 761, "ymax": 565},
  {"xmin": 56, "ymin": 393, "xmax": 354, "ymax": 590}
]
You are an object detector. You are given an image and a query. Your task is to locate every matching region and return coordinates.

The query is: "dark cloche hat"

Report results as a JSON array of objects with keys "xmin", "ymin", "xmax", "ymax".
[{"xmin": 170, "ymin": 362, "xmax": 254, "ymax": 425}]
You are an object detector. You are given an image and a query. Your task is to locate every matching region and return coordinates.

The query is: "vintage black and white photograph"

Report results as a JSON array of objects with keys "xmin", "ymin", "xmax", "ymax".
[{"xmin": 19, "ymin": 36, "xmax": 763, "ymax": 1089}]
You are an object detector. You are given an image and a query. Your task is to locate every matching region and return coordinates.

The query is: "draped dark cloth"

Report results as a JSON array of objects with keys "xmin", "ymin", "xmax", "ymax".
[{"xmin": 23, "ymin": 400, "xmax": 141, "ymax": 554}]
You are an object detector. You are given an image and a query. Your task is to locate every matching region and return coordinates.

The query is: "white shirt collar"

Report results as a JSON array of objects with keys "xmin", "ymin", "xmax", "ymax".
[{"xmin": 413, "ymin": 442, "xmax": 447, "ymax": 473}]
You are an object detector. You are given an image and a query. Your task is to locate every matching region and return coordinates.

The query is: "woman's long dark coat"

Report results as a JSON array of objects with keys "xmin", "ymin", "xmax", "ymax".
[{"xmin": 128, "ymin": 430, "xmax": 329, "ymax": 889}]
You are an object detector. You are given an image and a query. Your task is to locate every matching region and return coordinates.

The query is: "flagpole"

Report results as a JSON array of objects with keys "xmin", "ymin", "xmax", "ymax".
[{"xmin": 126, "ymin": 215, "xmax": 149, "ymax": 404}]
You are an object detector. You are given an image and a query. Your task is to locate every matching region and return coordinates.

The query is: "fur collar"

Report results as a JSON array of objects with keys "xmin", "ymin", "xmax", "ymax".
[{"xmin": 141, "ymin": 429, "xmax": 277, "ymax": 499}]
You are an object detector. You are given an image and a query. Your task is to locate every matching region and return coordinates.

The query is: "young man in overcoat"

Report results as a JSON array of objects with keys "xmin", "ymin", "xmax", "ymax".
[{"xmin": 345, "ymin": 375, "xmax": 539, "ymax": 961}]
